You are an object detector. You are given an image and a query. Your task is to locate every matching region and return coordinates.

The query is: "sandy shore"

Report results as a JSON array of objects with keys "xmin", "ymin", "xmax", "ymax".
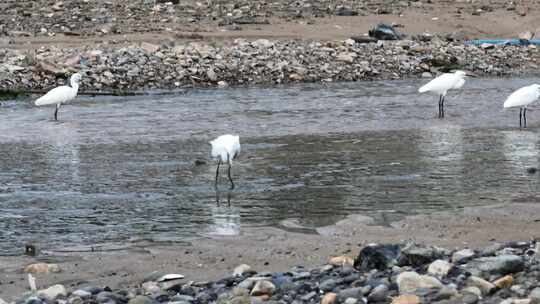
[{"xmin": 2, "ymin": 201, "xmax": 540, "ymax": 300}]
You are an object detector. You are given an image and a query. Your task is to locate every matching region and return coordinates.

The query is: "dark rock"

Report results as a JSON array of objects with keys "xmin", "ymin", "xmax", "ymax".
[
  {"xmin": 350, "ymin": 36, "xmax": 378, "ymax": 44},
  {"xmin": 367, "ymin": 284, "xmax": 389, "ymax": 302},
  {"xmin": 337, "ymin": 287, "xmax": 365, "ymax": 301},
  {"xmin": 527, "ymin": 167, "xmax": 537, "ymax": 174},
  {"xmin": 368, "ymin": 23, "xmax": 404, "ymax": 40},
  {"xmin": 400, "ymin": 244, "xmax": 448, "ymax": 267},
  {"xmin": 466, "ymin": 255, "xmax": 525, "ymax": 276},
  {"xmin": 354, "ymin": 244, "xmax": 402, "ymax": 271}
]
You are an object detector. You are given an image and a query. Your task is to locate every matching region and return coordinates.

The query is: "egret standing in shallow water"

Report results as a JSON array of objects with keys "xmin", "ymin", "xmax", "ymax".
[
  {"xmin": 35, "ymin": 73, "xmax": 82, "ymax": 121},
  {"xmin": 418, "ymin": 70, "xmax": 468, "ymax": 118},
  {"xmin": 503, "ymin": 84, "xmax": 540, "ymax": 128},
  {"xmin": 210, "ymin": 134, "xmax": 241, "ymax": 189}
]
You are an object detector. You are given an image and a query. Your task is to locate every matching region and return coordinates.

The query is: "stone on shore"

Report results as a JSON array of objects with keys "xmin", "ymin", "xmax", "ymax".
[
  {"xmin": 24, "ymin": 263, "xmax": 62, "ymax": 274},
  {"xmin": 396, "ymin": 271, "xmax": 443, "ymax": 293},
  {"xmin": 250, "ymin": 280, "xmax": 276, "ymax": 296},
  {"xmin": 38, "ymin": 284, "xmax": 67, "ymax": 300}
]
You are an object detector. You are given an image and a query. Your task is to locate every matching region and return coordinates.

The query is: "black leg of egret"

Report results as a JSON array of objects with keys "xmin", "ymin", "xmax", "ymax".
[
  {"xmin": 54, "ymin": 104, "xmax": 60, "ymax": 121},
  {"xmin": 438, "ymin": 95, "xmax": 442, "ymax": 118},
  {"xmin": 524, "ymin": 108, "xmax": 527, "ymax": 128},
  {"xmin": 227, "ymin": 163, "xmax": 234, "ymax": 190},
  {"xmin": 441, "ymin": 96, "xmax": 445, "ymax": 118},
  {"xmin": 519, "ymin": 108, "xmax": 522, "ymax": 128},
  {"xmin": 215, "ymin": 159, "xmax": 221, "ymax": 188}
]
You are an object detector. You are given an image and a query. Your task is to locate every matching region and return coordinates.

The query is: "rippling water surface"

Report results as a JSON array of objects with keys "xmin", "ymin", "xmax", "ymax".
[{"xmin": 1, "ymin": 78, "xmax": 540, "ymax": 255}]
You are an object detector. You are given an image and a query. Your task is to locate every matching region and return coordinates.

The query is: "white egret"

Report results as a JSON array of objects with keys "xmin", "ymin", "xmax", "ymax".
[
  {"xmin": 503, "ymin": 84, "xmax": 540, "ymax": 128},
  {"xmin": 418, "ymin": 70, "xmax": 468, "ymax": 118},
  {"xmin": 210, "ymin": 134, "xmax": 241, "ymax": 189},
  {"xmin": 35, "ymin": 73, "xmax": 82, "ymax": 121}
]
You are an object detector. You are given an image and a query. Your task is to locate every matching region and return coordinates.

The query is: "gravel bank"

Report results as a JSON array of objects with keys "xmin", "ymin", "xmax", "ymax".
[
  {"xmin": 1, "ymin": 38, "xmax": 539, "ymax": 93},
  {"xmin": 7, "ymin": 240, "xmax": 540, "ymax": 304}
]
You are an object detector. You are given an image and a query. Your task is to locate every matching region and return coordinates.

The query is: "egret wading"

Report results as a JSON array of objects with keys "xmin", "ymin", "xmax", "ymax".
[
  {"xmin": 503, "ymin": 84, "xmax": 540, "ymax": 128},
  {"xmin": 210, "ymin": 134, "xmax": 241, "ymax": 189},
  {"xmin": 418, "ymin": 70, "xmax": 468, "ymax": 118},
  {"xmin": 35, "ymin": 73, "xmax": 82, "ymax": 121}
]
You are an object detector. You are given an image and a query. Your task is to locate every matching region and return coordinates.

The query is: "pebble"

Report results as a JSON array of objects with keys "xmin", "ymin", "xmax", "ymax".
[
  {"xmin": 396, "ymin": 271, "xmax": 443, "ymax": 294},
  {"xmin": 321, "ymin": 293, "xmax": 337, "ymax": 304},
  {"xmin": 451, "ymin": 248, "xmax": 475, "ymax": 264},
  {"xmin": 466, "ymin": 255, "xmax": 525, "ymax": 276},
  {"xmin": 38, "ymin": 284, "xmax": 67, "ymax": 300},
  {"xmin": 250, "ymin": 280, "xmax": 276, "ymax": 296},
  {"xmin": 233, "ymin": 264, "xmax": 252, "ymax": 277},
  {"xmin": 428, "ymin": 259, "xmax": 453, "ymax": 278},
  {"xmin": 494, "ymin": 275, "xmax": 514, "ymax": 289},
  {"xmin": 391, "ymin": 295, "xmax": 421, "ymax": 304},
  {"xmin": 467, "ymin": 276, "xmax": 495, "ymax": 295},
  {"xmin": 24, "ymin": 263, "xmax": 62, "ymax": 274}
]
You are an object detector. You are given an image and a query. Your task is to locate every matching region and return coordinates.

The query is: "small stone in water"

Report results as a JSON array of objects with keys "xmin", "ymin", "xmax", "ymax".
[{"xmin": 527, "ymin": 167, "xmax": 537, "ymax": 174}]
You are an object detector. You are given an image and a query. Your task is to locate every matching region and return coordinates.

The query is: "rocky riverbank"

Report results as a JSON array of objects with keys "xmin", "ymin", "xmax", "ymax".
[
  {"xmin": 8, "ymin": 240, "xmax": 540, "ymax": 304},
  {"xmin": 1, "ymin": 37, "xmax": 539, "ymax": 93},
  {"xmin": 3, "ymin": 203, "xmax": 540, "ymax": 303}
]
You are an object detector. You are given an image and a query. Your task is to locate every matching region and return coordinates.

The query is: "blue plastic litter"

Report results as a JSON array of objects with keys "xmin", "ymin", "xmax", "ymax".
[{"xmin": 464, "ymin": 39, "xmax": 540, "ymax": 46}]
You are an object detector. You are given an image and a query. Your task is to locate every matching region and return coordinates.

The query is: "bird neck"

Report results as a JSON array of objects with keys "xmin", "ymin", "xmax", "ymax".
[{"xmin": 71, "ymin": 82, "xmax": 79, "ymax": 93}]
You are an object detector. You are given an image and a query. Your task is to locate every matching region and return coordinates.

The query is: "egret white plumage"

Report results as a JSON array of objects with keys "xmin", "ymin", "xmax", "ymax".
[
  {"xmin": 503, "ymin": 84, "xmax": 540, "ymax": 128},
  {"xmin": 210, "ymin": 134, "xmax": 241, "ymax": 189},
  {"xmin": 418, "ymin": 70, "xmax": 468, "ymax": 118},
  {"xmin": 35, "ymin": 73, "xmax": 82, "ymax": 121}
]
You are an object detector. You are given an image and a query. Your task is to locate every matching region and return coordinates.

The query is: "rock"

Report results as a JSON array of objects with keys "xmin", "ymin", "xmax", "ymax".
[
  {"xmin": 391, "ymin": 295, "xmax": 421, "ymax": 304},
  {"xmin": 38, "ymin": 62, "xmax": 65, "ymax": 75},
  {"xmin": 530, "ymin": 287, "xmax": 540, "ymax": 304},
  {"xmin": 336, "ymin": 52, "xmax": 357, "ymax": 63},
  {"xmin": 251, "ymin": 39, "xmax": 273, "ymax": 48},
  {"xmin": 337, "ymin": 287, "xmax": 364, "ymax": 301},
  {"xmin": 466, "ymin": 255, "xmax": 524, "ymax": 276},
  {"xmin": 400, "ymin": 244, "xmax": 448, "ymax": 267},
  {"xmin": 368, "ymin": 23, "xmax": 403, "ymax": 40},
  {"xmin": 38, "ymin": 284, "xmax": 67, "ymax": 300},
  {"xmin": 350, "ymin": 36, "xmax": 378, "ymax": 44},
  {"xmin": 354, "ymin": 244, "xmax": 402, "ymax": 271},
  {"xmin": 128, "ymin": 296, "xmax": 157, "ymax": 304},
  {"xmin": 321, "ymin": 293, "xmax": 337, "ymax": 304},
  {"xmin": 396, "ymin": 271, "xmax": 443, "ymax": 294},
  {"xmin": 428, "ymin": 260, "xmax": 453, "ymax": 277},
  {"xmin": 250, "ymin": 280, "xmax": 276, "ymax": 296},
  {"xmin": 24, "ymin": 263, "xmax": 62, "ymax": 274},
  {"xmin": 462, "ymin": 293, "xmax": 479, "ymax": 304},
  {"xmin": 329, "ymin": 256, "xmax": 354, "ymax": 267},
  {"xmin": 320, "ymin": 278, "xmax": 339, "ymax": 291},
  {"xmin": 518, "ymin": 31, "xmax": 534, "ymax": 41},
  {"xmin": 344, "ymin": 298, "xmax": 358, "ymax": 304},
  {"xmin": 141, "ymin": 42, "xmax": 160, "ymax": 53},
  {"xmin": 157, "ymin": 273, "xmax": 185, "ymax": 282},
  {"xmin": 142, "ymin": 281, "xmax": 161, "ymax": 293},
  {"xmin": 72, "ymin": 290, "xmax": 92, "ymax": 298},
  {"xmin": 462, "ymin": 286, "xmax": 482, "ymax": 297},
  {"xmin": 421, "ymin": 72, "xmax": 432, "ymax": 78},
  {"xmin": 493, "ymin": 275, "xmax": 514, "ymax": 289},
  {"xmin": 367, "ymin": 284, "xmax": 389, "ymax": 302},
  {"xmin": 207, "ymin": 68, "xmax": 218, "ymax": 82},
  {"xmin": 233, "ymin": 264, "xmax": 252, "ymax": 277},
  {"xmin": 467, "ymin": 276, "xmax": 495, "ymax": 295},
  {"xmin": 480, "ymin": 43, "xmax": 495, "ymax": 49},
  {"xmin": 217, "ymin": 81, "xmax": 228, "ymax": 87},
  {"xmin": 452, "ymin": 249, "xmax": 475, "ymax": 264}
]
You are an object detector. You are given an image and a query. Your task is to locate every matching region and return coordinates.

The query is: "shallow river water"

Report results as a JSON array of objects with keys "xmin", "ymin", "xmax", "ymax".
[{"xmin": 1, "ymin": 78, "xmax": 540, "ymax": 255}]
